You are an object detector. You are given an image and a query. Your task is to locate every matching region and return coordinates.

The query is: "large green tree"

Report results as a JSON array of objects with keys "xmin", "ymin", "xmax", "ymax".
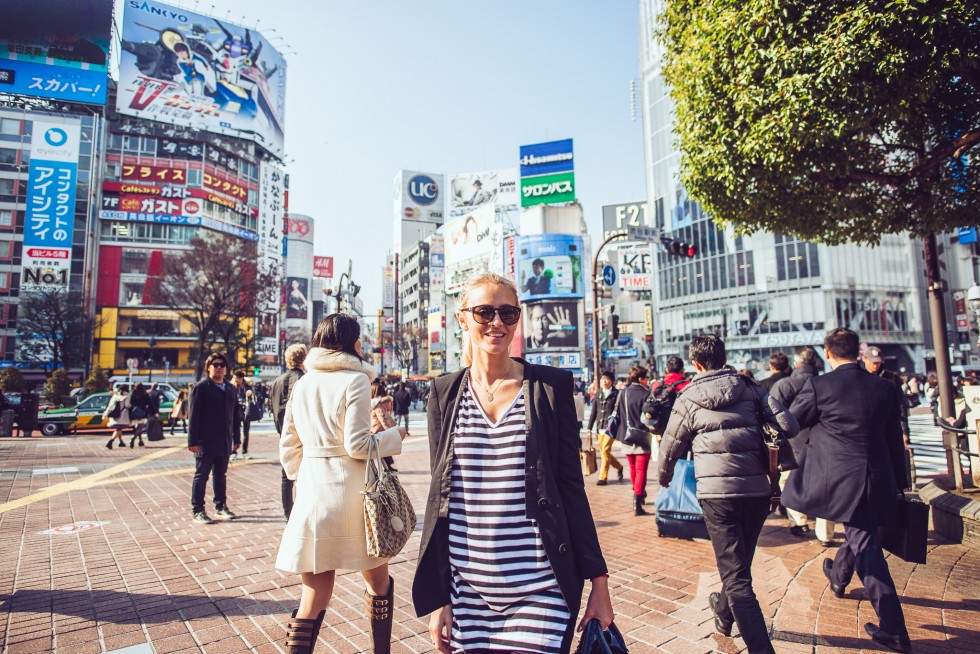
[
  {"xmin": 660, "ymin": 0, "xmax": 978, "ymax": 482},
  {"xmin": 16, "ymin": 288, "xmax": 95, "ymax": 370},
  {"xmin": 660, "ymin": 0, "xmax": 978, "ymax": 243}
]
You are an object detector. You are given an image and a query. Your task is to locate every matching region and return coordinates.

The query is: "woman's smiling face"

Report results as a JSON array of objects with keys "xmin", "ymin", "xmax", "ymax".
[{"xmin": 458, "ymin": 283, "xmax": 520, "ymax": 358}]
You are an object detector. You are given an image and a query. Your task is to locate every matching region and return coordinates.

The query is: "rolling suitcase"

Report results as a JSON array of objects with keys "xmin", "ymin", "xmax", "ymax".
[{"xmin": 655, "ymin": 457, "xmax": 709, "ymax": 540}]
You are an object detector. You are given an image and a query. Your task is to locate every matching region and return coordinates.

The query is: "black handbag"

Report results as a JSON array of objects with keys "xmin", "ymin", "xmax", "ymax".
[
  {"xmin": 574, "ymin": 619, "xmax": 628, "ymax": 654},
  {"xmin": 246, "ymin": 399, "xmax": 264, "ymax": 422},
  {"xmin": 880, "ymin": 493, "xmax": 929, "ymax": 564},
  {"xmin": 622, "ymin": 388, "xmax": 653, "ymax": 450}
]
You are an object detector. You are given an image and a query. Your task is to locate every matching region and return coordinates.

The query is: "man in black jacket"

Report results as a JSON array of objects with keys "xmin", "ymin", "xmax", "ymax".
[
  {"xmin": 586, "ymin": 370, "xmax": 623, "ymax": 486},
  {"xmin": 269, "ymin": 343, "xmax": 306, "ymax": 519},
  {"xmin": 392, "ymin": 382, "xmax": 411, "ymax": 434},
  {"xmin": 770, "ymin": 347, "xmax": 828, "ymax": 541},
  {"xmin": 188, "ymin": 352, "xmax": 240, "ymax": 525},
  {"xmin": 760, "ymin": 351, "xmax": 791, "ymax": 392},
  {"xmin": 785, "ymin": 329, "xmax": 911, "ymax": 653}
]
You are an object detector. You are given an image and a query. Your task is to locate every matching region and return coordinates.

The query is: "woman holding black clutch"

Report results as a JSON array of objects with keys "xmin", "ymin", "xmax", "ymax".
[{"xmin": 413, "ymin": 272, "xmax": 613, "ymax": 654}]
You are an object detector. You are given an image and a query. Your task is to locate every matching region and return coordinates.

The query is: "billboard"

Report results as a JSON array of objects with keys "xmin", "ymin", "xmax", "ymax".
[
  {"xmin": 22, "ymin": 119, "xmax": 81, "ymax": 291},
  {"xmin": 257, "ymin": 161, "xmax": 284, "ymax": 314},
  {"xmin": 117, "ymin": 0, "xmax": 287, "ymax": 157},
  {"xmin": 616, "ymin": 245, "xmax": 653, "ymax": 291},
  {"xmin": 444, "ymin": 205, "xmax": 502, "ymax": 294},
  {"xmin": 395, "ymin": 170, "xmax": 445, "ymax": 223},
  {"xmin": 285, "ymin": 215, "xmax": 314, "ymax": 245},
  {"xmin": 286, "ymin": 277, "xmax": 309, "ymax": 320},
  {"xmin": 519, "ymin": 139, "xmax": 575, "ymax": 207},
  {"xmin": 524, "ymin": 301, "xmax": 582, "ymax": 351},
  {"xmin": 0, "ymin": 1, "xmax": 112, "ymax": 105},
  {"xmin": 313, "ymin": 256, "xmax": 333, "ymax": 279},
  {"xmin": 516, "ymin": 234, "xmax": 585, "ymax": 301},
  {"xmin": 602, "ymin": 201, "xmax": 649, "ymax": 238},
  {"xmin": 448, "ymin": 168, "xmax": 519, "ymax": 217}
]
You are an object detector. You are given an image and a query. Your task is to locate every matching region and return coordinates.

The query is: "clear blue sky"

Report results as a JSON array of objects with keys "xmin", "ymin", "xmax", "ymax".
[{"xmin": 177, "ymin": 0, "xmax": 648, "ymax": 312}]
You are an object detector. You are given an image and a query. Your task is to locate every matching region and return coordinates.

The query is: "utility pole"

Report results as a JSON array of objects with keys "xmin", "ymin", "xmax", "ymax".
[{"xmin": 592, "ymin": 232, "xmax": 629, "ymax": 387}]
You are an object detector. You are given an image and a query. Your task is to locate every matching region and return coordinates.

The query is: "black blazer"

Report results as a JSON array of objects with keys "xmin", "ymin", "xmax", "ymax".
[
  {"xmin": 783, "ymin": 362, "xmax": 908, "ymax": 526},
  {"xmin": 187, "ymin": 378, "xmax": 239, "ymax": 456},
  {"xmin": 412, "ymin": 360, "xmax": 608, "ymax": 619}
]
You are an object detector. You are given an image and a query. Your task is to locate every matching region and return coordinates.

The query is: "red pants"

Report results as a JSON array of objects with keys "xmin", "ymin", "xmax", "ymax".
[{"xmin": 626, "ymin": 453, "xmax": 651, "ymax": 496}]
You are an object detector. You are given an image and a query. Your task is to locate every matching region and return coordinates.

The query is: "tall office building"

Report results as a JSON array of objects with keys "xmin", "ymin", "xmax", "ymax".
[{"xmin": 639, "ymin": 0, "xmax": 927, "ymax": 374}]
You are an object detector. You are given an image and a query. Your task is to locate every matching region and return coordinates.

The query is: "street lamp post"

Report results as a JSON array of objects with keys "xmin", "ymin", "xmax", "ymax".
[
  {"xmin": 591, "ymin": 233, "xmax": 629, "ymax": 389},
  {"xmin": 147, "ymin": 336, "xmax": 157, "ymax": 383}
]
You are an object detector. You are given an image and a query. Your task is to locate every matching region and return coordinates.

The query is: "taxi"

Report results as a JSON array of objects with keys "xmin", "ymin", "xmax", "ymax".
[{"xmin": 37, "ymin": 389, "xmax": 177, "ymax": 436}]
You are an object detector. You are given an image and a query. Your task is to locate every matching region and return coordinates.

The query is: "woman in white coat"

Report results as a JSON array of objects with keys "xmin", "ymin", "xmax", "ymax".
[
  {"xmin": 276, "ymin": 314, "xmax": 406, "ymax": 654},
  {"xmin": 103, "ymin": 384, "xmax": 131, "ymax": 449}
]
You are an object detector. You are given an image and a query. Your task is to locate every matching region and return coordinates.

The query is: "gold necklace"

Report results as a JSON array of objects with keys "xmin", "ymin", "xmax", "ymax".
[{"xmin": 473, "ymin": 375, "xmax": 506, "ymax": 402}]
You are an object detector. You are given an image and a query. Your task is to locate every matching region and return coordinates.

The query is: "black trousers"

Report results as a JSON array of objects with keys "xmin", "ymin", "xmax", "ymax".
[
  {"xmin": 397, "ymin": 413, "xmax": 409, "ymax": 432},
  {"xmin": 240, "ymin": 419, "xmax": 251, "ymax": 453},
  {"xmin": 700, "ymin": 497, "xmax": 774, "ymax": 654},
  {"xmin": 830, "ymin": 521, "xmax": 908, "ymax": 637},
  {"xmin": 191, "ymin": 454, "xmax": 229, "ymax": 513},
  {"xmin": 281, "ymin": 467, "xmax": 294, "ymax": 519}
]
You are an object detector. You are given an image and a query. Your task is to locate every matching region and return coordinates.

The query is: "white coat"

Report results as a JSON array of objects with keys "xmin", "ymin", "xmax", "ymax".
[
  {"xmin": 275, "ymin": 348, "xmax": 403, "ymax": 574},
  {"xmin": 105, "ymin": 393, "xmax": 131, "ymax": 427}
]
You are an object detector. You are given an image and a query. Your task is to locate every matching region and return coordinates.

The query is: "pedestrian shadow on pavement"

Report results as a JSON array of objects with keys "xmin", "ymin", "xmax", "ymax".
[
  {"xmin": 0, "ymin": 589, "xmax": 290, "ymax": 623},
  {"xmin": 774, "ymin": 627, "xmax": 977, "ymax": 651}
]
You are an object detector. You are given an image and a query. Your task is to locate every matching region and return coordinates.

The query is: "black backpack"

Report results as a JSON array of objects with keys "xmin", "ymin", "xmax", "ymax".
[
  {"xmin": 641, "ymin": 379, "xmax": 685, "ymax": 434},
  {"xmin": 106, "ymin": 397, "xmax": 123, "ymax": 420}
]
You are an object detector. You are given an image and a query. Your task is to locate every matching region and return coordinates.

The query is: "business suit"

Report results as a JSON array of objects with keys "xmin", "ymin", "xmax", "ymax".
[
  {"xmin": 785, "ymin": 362, "xmax": 909, "ymax": 638},
  {"xmin": 412, "ymin": 361, "xmax": 607, "ymax": 650}
]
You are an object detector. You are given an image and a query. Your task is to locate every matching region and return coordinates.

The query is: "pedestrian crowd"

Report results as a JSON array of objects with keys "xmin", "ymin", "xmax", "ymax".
[{"xmin": 123, "ymin": 269, "xmax": 922, "ymax": 654}]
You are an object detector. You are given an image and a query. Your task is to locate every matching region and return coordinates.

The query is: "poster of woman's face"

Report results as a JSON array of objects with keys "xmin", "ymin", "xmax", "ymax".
[{"xmin": 286, "ymin": 277, "xmax": 309, "ymax": 319}]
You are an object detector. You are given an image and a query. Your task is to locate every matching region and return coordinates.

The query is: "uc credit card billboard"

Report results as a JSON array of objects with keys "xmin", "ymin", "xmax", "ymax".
[
  {"xmin": 516, "ymin": 234, "xmax": 584, "ymax": 301},
  {"xmin": 117, "ymin": 0, "xmax": 287, "ymax": 157},
  {"xmin": 519, "ymin": 139, "xmax": 575, "ymax": 207}
]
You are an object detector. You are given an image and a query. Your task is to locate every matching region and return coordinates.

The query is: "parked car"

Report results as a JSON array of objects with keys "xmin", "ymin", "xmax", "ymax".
[{"xmin": 37, "ymin": 388, "xmax": 177, "ymax": 436}]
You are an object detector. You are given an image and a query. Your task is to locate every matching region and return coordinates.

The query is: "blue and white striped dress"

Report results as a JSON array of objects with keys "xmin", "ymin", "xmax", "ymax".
[{"xmin": 448, "ymin": 383, "xmax": 570, "ymax": 653}]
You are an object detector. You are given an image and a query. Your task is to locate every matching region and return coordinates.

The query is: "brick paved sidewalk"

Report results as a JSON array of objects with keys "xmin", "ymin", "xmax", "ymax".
[{"xmin": 0, "ymin": 414, "xmax": 977, "ymax": 653}]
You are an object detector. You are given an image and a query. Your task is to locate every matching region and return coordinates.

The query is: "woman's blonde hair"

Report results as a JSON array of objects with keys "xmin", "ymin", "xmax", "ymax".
[{"xmin": 458, "ymin": 272, "xmax": 520, "ymax": 367}]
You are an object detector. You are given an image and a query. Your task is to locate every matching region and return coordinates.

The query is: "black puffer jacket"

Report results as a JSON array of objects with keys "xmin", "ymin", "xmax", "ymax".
[{"xmin": 658, "ymin": 367, "xmax": 799, "ymax": 499}]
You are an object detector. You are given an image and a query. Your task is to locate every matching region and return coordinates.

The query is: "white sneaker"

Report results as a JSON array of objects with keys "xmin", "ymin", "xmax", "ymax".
[
  {"xmin": 242, "ymin": 453, "xmax": 252, "ymax": 460},
  {"xmin": 229, "ymin": 453, "xmax": 238, "ymax": 461}
]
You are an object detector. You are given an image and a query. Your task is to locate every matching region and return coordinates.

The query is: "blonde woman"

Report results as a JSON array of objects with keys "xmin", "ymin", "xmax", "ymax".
[
  {"xmin": 276, "ymin": 314, "xmax": 407, "ymax": 654},
  {"xmin": 413, "ymin": 272, "xmax": 613, "ymax": 654}
]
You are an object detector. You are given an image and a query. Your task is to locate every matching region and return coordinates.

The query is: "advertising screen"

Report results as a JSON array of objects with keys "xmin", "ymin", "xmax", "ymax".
[
  {"xmin": 516, "ymin": 234, "xmax": 584, "ymax": 301},
  {"xmin": 524, "ymin": 301, "xmax": 582, "ymax": 351},
  {"xmin": 448, "ymin": 168, "xmax": 519, "ymax": 217},
  {"xmin": 0, "ymin": 0, "xmax": 112, "ymax": 104},
  {"xmin": 443, "ymin": 205, "xmax": 501, "ymax": 295},
  {"xmin": 285, "ymin": 277, "xmax": 309, "ymax": 319},
  {"xmin": 117, "ymin": 0, "xmax": 287, "ymax": 157}
]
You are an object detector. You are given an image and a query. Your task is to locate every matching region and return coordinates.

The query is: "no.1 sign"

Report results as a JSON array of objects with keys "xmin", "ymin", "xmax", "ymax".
[{"xmin": 39, "ymin": 521, "xmax": 111, "ymax": 536}]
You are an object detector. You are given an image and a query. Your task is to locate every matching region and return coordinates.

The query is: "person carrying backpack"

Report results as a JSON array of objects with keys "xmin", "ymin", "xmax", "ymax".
[{"xmin": 641, "ymin": 356, "xmax": 689, "ymax": 439}]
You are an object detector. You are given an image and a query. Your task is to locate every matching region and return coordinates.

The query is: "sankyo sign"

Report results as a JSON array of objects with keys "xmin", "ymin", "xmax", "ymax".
[{"xmin": 520, "ymin": 171, "xmax": 575, "ymax": 207}]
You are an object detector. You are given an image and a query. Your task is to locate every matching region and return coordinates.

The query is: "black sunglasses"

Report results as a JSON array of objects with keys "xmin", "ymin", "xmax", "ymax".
[
  {"xmin": 461, "ymin": 304, "xmax": 522, "ymax": 325},
  {"xmin": 210, "ymin": 361, "xmax": 227, "ymax": 368}
]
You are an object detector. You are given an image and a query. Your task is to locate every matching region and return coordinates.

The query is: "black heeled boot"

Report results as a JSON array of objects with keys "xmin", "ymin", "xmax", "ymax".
[
  {"xmin": 284, "ymin": 609, "xmax": 325, "ymax": 654},
  {"xmin": 365, "ymin": 576, "xmax": 394, "ymax": 654},
  {"xmin": 633, "ymin": 495, "xmax": 647, "ymax": 516}
]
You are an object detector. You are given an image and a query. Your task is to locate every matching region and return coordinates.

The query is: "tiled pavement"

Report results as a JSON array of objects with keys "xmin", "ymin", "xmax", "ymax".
[{"xmin": 0, "ymin": 411, "xmax": 977, "ymax": 653}]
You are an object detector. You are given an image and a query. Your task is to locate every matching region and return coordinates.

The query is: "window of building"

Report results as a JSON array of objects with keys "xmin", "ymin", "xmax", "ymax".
[
  {"xmin": 0, "ymin": 272, "xmax": 8, "ymax": 288},
  {"xmin": 121, "ymin": 281, "xmax": 145, "ymax": 306},
  {"xmin": 0, "ymin": 119, "xmax": 19, "ymax": 135},
  {"xmin": 121, "ymin": 249, "xmax": 150, "ymax": 274},
  {"xmin": 0, "ymin": 148, "xmax": 16, "ymax": 164},
  {"xmin": 0, "ymin": 241, "xmax": 10, "ymax": 258},
  {"xmin": 0, "ymin": 178, "xmax": 15, "ymax": 196},
  {"xmin": 187, "ymin": 169, "xmax": 202, "ymax": 185},
  {"xmin": 0, "ymin": 209, "xmax": 12, "ymax": 226},
  {"xmin": 774, "ymin": 234, "xmax": 821, "ymax": 281}
]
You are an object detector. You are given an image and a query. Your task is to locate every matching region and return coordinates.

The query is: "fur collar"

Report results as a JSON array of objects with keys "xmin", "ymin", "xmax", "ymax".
[{"xmin": 304, "ymin": 347, "xmax": 376, "ymax": 378}]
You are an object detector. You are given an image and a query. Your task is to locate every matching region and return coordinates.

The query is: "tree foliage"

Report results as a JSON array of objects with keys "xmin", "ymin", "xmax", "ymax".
[
  {"xmin": 154, "ymin": 233, "xmax": 279, "ymax": 379},
  {"xmin": 44, "ymin": 368, "xmax": 71, "ymax": 406},
  {"xmin": 659, "ymin": 0, "xmax": 979, "ymax": 244},
  {"xmin": 16, "ymin": 288, "xmax": 95, "ymax": 370},
  {"xmin": 0, "ymin": 367, "xmax": 24, "ymax": 393},
  {"xmin": 84, "ymin": 365, "xmax": 111, "ymax": 396}
]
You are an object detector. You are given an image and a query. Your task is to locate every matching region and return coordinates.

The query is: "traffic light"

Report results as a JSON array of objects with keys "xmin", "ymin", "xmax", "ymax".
[
  {"xmin": 253, "ymin": 366, "xmax": 260, "ymax": 376},
  {"xmin": 611, "ymin": 314, "xmax": 620, "ymax": 340},
  {"xmin": 664, "ymin": 239, "xmax": 697, "ymax": 258}
]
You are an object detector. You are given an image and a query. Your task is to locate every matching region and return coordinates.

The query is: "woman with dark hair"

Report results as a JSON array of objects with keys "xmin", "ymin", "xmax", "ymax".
[
  {"xmin": 414, "ymin": 272, "xmax": 612, "ymax": 654},
  {"xmin": 614, "ymin": 365, "xmax": 655, "ymax": 516},
  {"xmin": 103, "ymin": 384, "xmax": 131, "ymax": 449},
  {"xmin": 129, "ymin": 382, "xmax": 153, "ymax": 447},
  {"xmin": 276, "ymin": 314, "xmax": 407, "ymax": 654}
]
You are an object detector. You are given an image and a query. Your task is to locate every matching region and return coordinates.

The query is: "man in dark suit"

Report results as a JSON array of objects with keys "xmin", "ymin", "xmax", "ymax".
[
  {"xmin": 784, "ymin": 328, "xmax": 911, "ymax": 653},
  {"xmin": 188, "ymin": 352, "xmax": 240, "ymax": 525}
]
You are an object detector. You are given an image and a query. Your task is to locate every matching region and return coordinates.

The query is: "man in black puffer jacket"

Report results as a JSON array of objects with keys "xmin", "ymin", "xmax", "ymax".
[{"xmin": 659, "ymin": 335, "xmax": 798, "ymax": 654}]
